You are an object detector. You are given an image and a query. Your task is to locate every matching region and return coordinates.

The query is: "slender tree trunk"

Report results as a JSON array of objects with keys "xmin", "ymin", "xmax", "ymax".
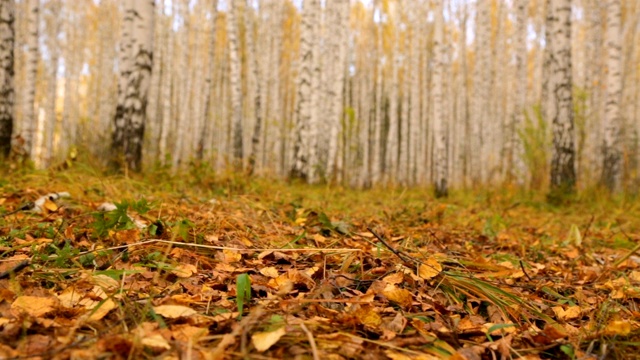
[
  {"xmin": 547, "ymin": 0, "xmax": 576, "ymax": 194},
  {"xmin": 247, "ymin": 2, "xmax": 263, "ymax": 175},
  {"xmin": 111, "ymin": 0, "xmax": 155, "ymax": 172},
  {"xmin": 22, "ymin": 0, "xmax": 38, "ymax": 159},
  {"xmin": 432, "ymin": 0, "xmax": 447, "ymax": 197},
  {"xmin": 291, "ymin": 0, "xmax": 318, "ymax": 180},
  {"xmin": 509, "ymin": 0, "xmax": 528, "ymax": 184},
  {"xmin": 201, "ymin": 0, "xmax": 218, "ymax": 160},
  {"xmin": 227, "ymin": 0, "xmax": 243, "ymax": 167},
  {"xmin": 158, "ymin": 8, "xmax": 173, "ymax": 165},
  {"xmin": 471, "ymin": 0, "xmax": 490, "ymax": 184},
  {"xmin": 385, "ymin": 1, "xmax": 399, "ymax": 183},
  {"xmin": 43, "ymin": 0, "xmax": 60, "ymax": 166},
  {"xmin": 0, "ymin": 0, "xmax": 14, "ymax": 157},
  {"xmin": 600, "ymin": 0, "xmax": 622, "ymax": 191},
  {"xmin": 326, "ymin": 0, "xmax": 348, "ymax": 181}
]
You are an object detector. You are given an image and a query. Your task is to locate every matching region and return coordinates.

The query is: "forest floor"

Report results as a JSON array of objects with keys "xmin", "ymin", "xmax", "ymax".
[{"xmin": 1, "ymin": 164, "xmax": 640, "ymax": 359}]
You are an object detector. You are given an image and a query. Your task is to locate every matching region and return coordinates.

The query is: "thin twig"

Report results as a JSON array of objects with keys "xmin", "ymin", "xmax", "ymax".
[
  {"xmin": 299, "ymin": 322, "xmax": 320, "ymax": 360},
  {"xmin": 367, "ymin": 227, "xmax": 413, "ymax": 263},
  {"xmin": 519, "ymin": 260, "xmax": 533, "ymax": 282},
  {"xmin": 209, "ymin": 305, "xmax": 266, "ymax": 360}
]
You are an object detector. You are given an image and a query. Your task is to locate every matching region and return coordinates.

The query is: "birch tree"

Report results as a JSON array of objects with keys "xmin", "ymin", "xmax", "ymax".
[
  {"xmin": 471, "ymin": 0, "xmax": 491, "ymax": 184},
  {"xmin": 547, "ymin": 0, "xmax": 576, "ymax": 194},
  {"xmin": 600, "ymin": 0, "xmax": 622, "ymax": 191},
  {"xmin": 22, "ymin": 0, "xmax": 38, "ymax": 158},
  {"xmin": 227, "ymin": 0, "xmax": 243, "ymax": 166},
  {"xmin": 325, "ymin": 0, "xmax": 349, "ymax": 181},
  {"xmin": 509, "ymin": 0, "xmax": 528, "ymax": 183},
  {"xmin": 111, "ymin": 0, "xmax": 155, "ymax": 171},
  {"xmin": 0, "ymin": 0, "xmax": 14, "ymax": 157},
  {"xmin": 291, "ymin": 0, "xmax": 318, "ymax": 181},
  {"xmin": 432, "ymin": 0, "xmax": 447, "ymax": 197}
]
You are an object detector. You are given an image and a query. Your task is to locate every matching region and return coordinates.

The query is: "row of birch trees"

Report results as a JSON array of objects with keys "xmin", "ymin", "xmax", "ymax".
[{"xmin": 0, "ymin": 0, "xmax": 639, "ymax": 194}]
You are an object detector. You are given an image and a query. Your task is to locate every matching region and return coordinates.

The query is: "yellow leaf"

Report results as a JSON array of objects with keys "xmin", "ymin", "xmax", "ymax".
[
  {"xmin": 88, "ymin": 298, "xmax": 117, "ymax": 321},
  {"xmin": 141, "ymin": 334, "xmax": 171, "ymax": 350},
  {"xmin": 552, "ymin": 305, "xmax": 581, "ymax": 320},
  {"xmin": 418, "ymin": 258, "xmax": 442, "ymax": 280},
  {"xmin": 251, "ymin": 327, "xmax": 286, "ymax": 352},
  {"xmin": 603, "ymin": 320, "xmax": 631, "ymax": 336},
  {"xmin": 153, "ymin": 305, "xmax": 197, "ymax": 319},
  {"xmin": 43, "ymin": 198, "xmax": 58, "ymax": 212},
  {"xmin": 382, "ymin": 284, "xmax": 413, "ymax": 308},
  {"xmin": 353, "ymin": 305, "xmax": 382, "ymax": 328},
  {"xmin": 11, "ymin": 296, "xmax": 57, "ymax": 317},
  {"xmin": 172, "ymin": 263, "xmax": 197, "ymax": 278},
  {"xmin": 223, "ymin": 249, "xmax": 242, "ymax": 263},
  {"xmin": 57, "ymin": 286, "xmax": 83, "ymax": 308},
  {"xmin": 259, "ymin": 266, "xmax": 279, "ymax": 278}
]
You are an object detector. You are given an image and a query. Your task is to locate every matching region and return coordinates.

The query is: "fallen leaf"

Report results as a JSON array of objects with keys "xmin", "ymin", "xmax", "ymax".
[
  {"xmin": 382, "ymin": 284, "xmax": 413, "ymax": 309},
  {"xmin": 88, "ymin": 298, "xmax": 118, "ymax": 321},
  {"xmin": 172, "ymin": 263, "xmax": 197, "ymax": 278},
  {"xmin": 153, "ymin": 305, "xmax": 197, "ymax": 319},
  {"xmin": 259, "ymin": 266, "xmax": 279, "ymax": 278},
  {"xmin": 418, "ymin": 257, "xmax": 442, "ymax": 280},
  {"xmin": 251, "ymin": 327, "xmax": 286, "ymax": 352},
  {"xmin": 12, "ymin": 296, "xmax": 57, "ymax": 317}
]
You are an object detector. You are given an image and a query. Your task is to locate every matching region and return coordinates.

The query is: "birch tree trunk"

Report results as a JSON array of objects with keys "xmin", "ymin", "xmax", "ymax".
[
  {"xmin": 547, "ymin": 0, "xmax": 576, "ymax": 194},
  {"xmin": 509, "ymin": 0, "xmax": 528, "ymax": 184},
  {"xmin": 291, "ymin": 0, "xmax": 317, "ymax": 181},
  {"xmin": 111, "ymin": 0, "xmax": 155, "ymax": 172},
  {"xmin": 0, "ymin": 0, "xmax": 14, "ymax": 157},
  {"xmin": 22, "ymin": 0, "xmax": 38, "ymax": 159},
  {"xmin": 471, "ymin": 0, "xmax": 490, "ymax": 184},
  {"xmin": 325, "ymin": 0, "xmax": 348, "ymax": 181},
  {"xmin": 432, "ymin": 0, "xmax": 447, "ymax": 197},
  {"xmin": 43, "ymin": 0, "xmax": 61, "ymax": 166},
  {"xmin": 600, "ymin": 0, "xmax": 622, "ymax": 191},
  {"xmin": 201, "ymin": 0, "xmax": 218, "ymax": 160},
  {"xmin": 385, "ymin": 1, "xmax": 399, "ymax": 182},
  {"xmin": 227, "ymin": 0, "xmax": 243, "ymax": 166},
  {"xmin": 158, "ymin": 6, "xmax": 173, "ymax": 164},
  {"xmin": 247, "ymin": 2, "xmax": 263, "ymax": 175}
]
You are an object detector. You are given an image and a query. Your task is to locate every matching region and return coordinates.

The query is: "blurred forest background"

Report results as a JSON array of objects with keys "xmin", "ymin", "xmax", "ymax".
[{"xmin": 0, "ymin": 0, "xmax": 638, "ymax": 195}]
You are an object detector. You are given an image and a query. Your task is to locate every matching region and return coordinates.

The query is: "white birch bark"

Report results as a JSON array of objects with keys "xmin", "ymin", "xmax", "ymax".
[
  {"xmin": 291, "ymin": 0, "xmax": 317, "ymax": 180},
  {"xmin": 547, "ymin": 0, "xmax": 576, "ymax": 192},
  {"xmin": 600, "ymin": 0, "xmax": 622, "ymax": 191},
  {"xmin": 325, "ymin": 0, "xmax": 348, "ymax": 181},
  {"xmin": 385, "ymin": 1, "xmax": 399, "ymax": 183},
  {"xmin": 371, "ymin": 1, "xmax": 383, "ymax": 185},
  {"xmin": 158, "ymin": 9, "xmax": 173, "ymax": 165},
  {"xmin": 432, "ymin": 0, "xmax": 447, "ymax": 197},
  {"xmin": 509, "ymin": 0, "xmax": 528, "ymax": 184},
  {"xmin": 43, "ymin": 0, "xmax": 61, "ymax": 166},
  {"xmin": 201, "ymin": 0, "xmax": 218, "ymax": 160},
  {"xmin": 227, "ymin": 0, "xmax": 243, "ymax": 166},
  {"xmin": 111, "ymin": 0, "xmax": 154, "ymax": 171},
  {"xmin": 0, "ymin": 0, "xmax": 14, "ymax": 157},
  {"xmin": 247, "ymin": 1, "xmax": 264, "ymax": 174},
  {"xmin": 22, "ymin": 0, "xmax": 38, "ymax": 159},
  {"xmin": 472, "ymin": 0, "xmax": 491, "ymax": 184}
]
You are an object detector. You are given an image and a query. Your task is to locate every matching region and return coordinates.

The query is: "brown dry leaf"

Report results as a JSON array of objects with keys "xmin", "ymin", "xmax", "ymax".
[
  {"xmin": 552, "ymin": 305, "xmax": 581, "ymax": 321},
  {"xmin": 88, "ymin": 298, "xmax": 118, "ymax": 321},
  {"xmin": 603, "ymin": 320, "xmax": 631, "ymax": 336},
  {"xmin": 418, "ymin": 258, "xmax": 442, "ymax": 280},
  {"xmin": 383, "ymin": 272, "xmax": 404, "ymax": 285},
  {"xmin": 382, "ymin": 284, "xmax": 413, "ymax": 308},
  {"xmin": 222, "ymin": 249, "xmax": 242, "ymax": 263},
  {"xmin": 384, "ymin": 350, "xmax": 440, "ymax": 360},
  {"xmin": 153, "ymin": 305, "xmax": 197, "ymax": 319},
  {"xmin": 141, "ymin": 334, "xmax": 171, "ymax": 350},
  {"xmin": 12, "ymin": 296, "xmax": 57, "ymax": 317},
  {"xmin": 114, "ymin": 229, "xmax": 140, "ymax": 244},
  {"xmin": 171, "ymin": 324, "xmax": 209, "ymax": 343},
  {"xmin": 172, "ymin": 263, "xmax": 197, "ymax": 278},
  {"xmin": 41, "ymin": 198, "xmax": 58, "ymax": 213},
  {"xmin": 259, "ymin": 266, "xmax": 279, "ymax": 278},
  {"xmin": 352, "ymin": 305, "xmax": 382, "ymax": 328},
  {"xmin": 57, "ymin": 286, "xmax": 84, "ymax": 308},
  {"xmin": 251, "ymin": 326, "xmax": 286, "ymax": 352}
]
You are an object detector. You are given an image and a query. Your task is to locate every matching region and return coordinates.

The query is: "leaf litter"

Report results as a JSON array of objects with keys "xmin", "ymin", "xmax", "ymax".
[{"xmin": 0, "ymin": 172, "xmax": 640, "ymax": 359}]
